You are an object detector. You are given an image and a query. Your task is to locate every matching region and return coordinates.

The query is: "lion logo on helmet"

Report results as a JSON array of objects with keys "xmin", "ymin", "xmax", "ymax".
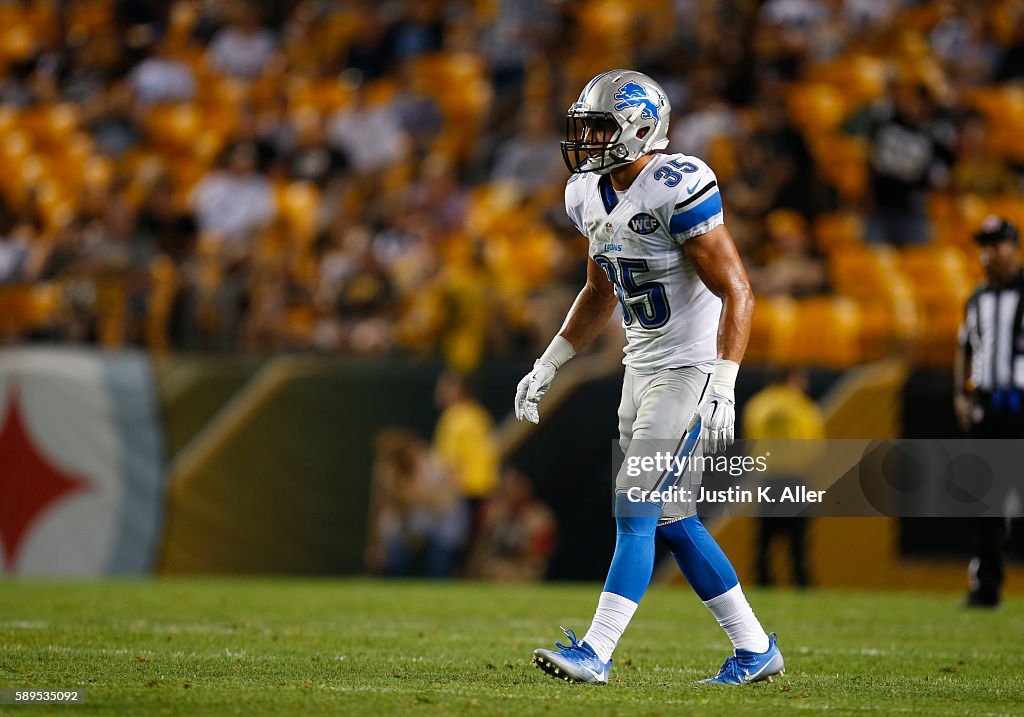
[{"xmin": 613, "ymin": 81, "xmax": 660, "ymax": 121}]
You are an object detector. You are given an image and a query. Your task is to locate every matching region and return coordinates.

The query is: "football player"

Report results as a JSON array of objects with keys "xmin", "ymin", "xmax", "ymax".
[{"xmin": 515, "ymin": 70, "xmax": 784, "ymax": 685}]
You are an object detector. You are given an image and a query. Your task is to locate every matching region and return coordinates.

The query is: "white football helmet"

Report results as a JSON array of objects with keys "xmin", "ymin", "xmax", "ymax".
[{"xmin": 561, "ymin": 69, "xmax": 671, "ymax": 175}]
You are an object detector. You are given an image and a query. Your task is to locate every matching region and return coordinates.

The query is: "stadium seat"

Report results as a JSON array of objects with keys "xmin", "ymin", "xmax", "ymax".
[
  {"xmin": 810, "ymin": 55, "xmax": 888, "ymax": 108},
  {"xmin": 899, "ymin": 246, "xmax": 971, "ymax": 367},
  {"xmin": 814, "ymin": 212, "xmax": 865, "ymax": 250},
  {"xmin": 810, "ymin": 134, "xmax": 868, "ymax": 202},
  {"xmin": 787, "ymin": 83, "xmax": 848, "ymax": 135},
  {"xmin": 145, "ymin": 104, "xmax": 203, "ymax": 152},
  {"xmin": 828, "ymin": 245, "xmax": 903, "ymax": 299},
  {"xmin": 792, "ymin": 297, "xmax": 863, "ymax": 367},
  {"xmin": 0, "ymin": 21, "xmax": 36, "ymax": 66},
  {"xmin": 748, "ymin": 295, "xmax": 798, "ymax": 365},
  {"xmin": 900, "ymin": 245, "xmax": 970, "ymax": 303},
  {"xmin": 0, "ymin": 284, "xmax": 61, "ymax": 337},
  {"xmin": 276, "ymin": 181, "xmax": 321, "ymax": 246}
]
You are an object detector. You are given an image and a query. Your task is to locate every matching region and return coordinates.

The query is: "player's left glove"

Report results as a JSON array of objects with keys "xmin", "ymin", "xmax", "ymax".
[
  {"xmin": 514, "ymin": 335, "xmax": 575, "ymax": 424},
  {"xmin": 689, "ymin": 359, "xmax": 739, "ymax": 455}
]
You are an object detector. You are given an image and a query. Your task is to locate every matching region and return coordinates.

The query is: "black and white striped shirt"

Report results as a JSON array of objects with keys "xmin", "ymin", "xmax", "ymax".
[{"xmin": 959, "ymin": 271, "xmax": 1024, "ymax": 391}]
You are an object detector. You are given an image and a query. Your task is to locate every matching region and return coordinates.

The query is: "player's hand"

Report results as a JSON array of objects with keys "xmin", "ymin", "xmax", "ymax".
[
  {"xmin": 514, "ymin": 359, "xmax": 558, "ymax": 424},
  {"xmin": 954, "ymin": 392, "xmax": 975, "ymax": 433},
  {"xmin": 690, "ymin": 383, "xmax": 735, "ymax": 454}
]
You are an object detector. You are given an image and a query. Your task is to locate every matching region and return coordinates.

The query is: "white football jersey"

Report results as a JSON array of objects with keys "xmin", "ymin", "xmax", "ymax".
[{"xmin": 565, "ymin": 153, "xmax": 724, "ymax": 373}]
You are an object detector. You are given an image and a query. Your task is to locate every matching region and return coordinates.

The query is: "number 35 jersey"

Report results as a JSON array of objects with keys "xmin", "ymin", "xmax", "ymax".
[{"xmin": 565, "ymin": 153, "xmax": 724, "ymax": 374}]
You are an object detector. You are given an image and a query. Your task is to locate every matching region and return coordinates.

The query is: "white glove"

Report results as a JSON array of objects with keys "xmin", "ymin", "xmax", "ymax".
[
  {"xmin": 514, "ymin": 335, "xmax": 575, "ymax": 424},
  {"xmin": 690, "ymin": 359, "xmax": 739, "ymax": 454}
]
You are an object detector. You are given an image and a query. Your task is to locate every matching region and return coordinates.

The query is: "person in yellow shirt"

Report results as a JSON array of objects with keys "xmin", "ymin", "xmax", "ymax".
[
  {"xmin": 743, "ymin": 368, "xmax": 826, "ymax": 587},
  {"xmin": 433, "ymin": 371, "xmax": 500, "ymax": 551}
]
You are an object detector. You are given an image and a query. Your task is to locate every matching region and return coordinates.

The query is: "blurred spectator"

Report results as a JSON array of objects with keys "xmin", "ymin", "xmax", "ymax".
[
  {"xmin": 669, "ymin": 68, "xmax": 738, "ymax": 159},
  {"xmin": 405, "ymin": 155, "xmax": 468, "ymax": 236},
  {"xmin": 850, "ymin": 80, "xmax": 955, "ymax": 245},
  {"xmin": 433, "ymin": 371, "xmax": 500, "ymax": 512},
  {"xmin": 0, "ymin": 59, "xmax": 38, "ymax": 108},
  {"xmin": 467, "ymin": 468, "xmax": 556, "ymax": 581},
  {"xmin": 483, "ymin": 0, "xmax": 558, "ymax": 107},
  {"xmin": 344, "ymin": 6, "xmax": 398, "ymax": 82},
  {"xmin": 996, "ymin": 13, "xmax": 1024, "ymax": 81},
  {"xmin": 130, "ymin": 39, "xmax": 197, "ymax": 106},
  {"xmin": 751, "ymin": 98, "xmax": 831, "ymax": 218},
  {"xmin": 86, "ymin": 83, "xmax": 143, "ymax": 158},
  {"xmin": 191, "ymin": 142, "xmax": 276, "ymax": 243},
  {"xmin": 391, "ymin": 1, "xmax": 445, "ymax": 60},
  {"xmin": 0, "ymin": 0, "xmax": 1021, "ymax": 362},
  {"xmin": 137, "ymin": 175, "xmax": 198, "ymax": 264},
  {"xmin": 366, "ymin": 428, "xmax": 468, "ymax": 578},
  {"xmin": 743, "ymin": 367, "xmax": 826, "ymax": 587},
  {"xmin": 951, "ymin": 112, "xmax": 1018, "ymax": 196},
  {"xmin": 489, "ymin": 109, "xmax": 564, "ymax": 195},
  {"xmin": 283, "ymin": 110, "xmax": 349, "ymax": 187},
  {"xmin": 929, "ymin": 4, "xmax": 999, "ymax": 85},
  {"xmin": 0, "ymin": 215, "xmax": 44, "ymax": 285},
  {"xmin": 755, "ymin": 0, "xmax": 833, "ymax": 80},
  {"xmin": 326, "ymin": 87, "xmax": 410, "ymax": 174},
  {"xmin": 392, "ymin": 60, "xmax": 445, "ymax": 155},
  {"xmin": 748, "ymin": 210, "xmax": 828, "ymax": 296},
  {"xmin": 841, "ymin": 0, "xmax": 899, "ymax": 35},
  {"xmin": 206, "ymin": 6, "xmax": 279, "ymax": 80}
]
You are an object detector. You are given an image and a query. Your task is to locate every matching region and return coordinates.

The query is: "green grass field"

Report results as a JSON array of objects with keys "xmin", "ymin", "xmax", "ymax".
[{"xmin": 0, "ymin": 579, "xmax": 1021, "ymax": 716}]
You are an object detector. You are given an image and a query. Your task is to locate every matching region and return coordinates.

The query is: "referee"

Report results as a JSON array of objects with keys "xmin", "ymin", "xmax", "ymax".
[{"xmin": 954, "ymin": 215, "xmax": 1024, "ymax": 608}]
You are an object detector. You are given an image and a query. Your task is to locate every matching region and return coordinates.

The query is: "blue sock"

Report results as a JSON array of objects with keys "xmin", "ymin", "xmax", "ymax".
[
  {"xmin": 602, "ymin": 493, "xmax": 660, "ymax": 603},
  {"xmin": 657, "ymin": 515, "xmax": 739, "ymax": 601}
]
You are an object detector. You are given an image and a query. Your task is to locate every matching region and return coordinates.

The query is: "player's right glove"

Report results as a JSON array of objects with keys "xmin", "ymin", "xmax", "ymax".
[
  {"xmin": 514, "ymin": 335, "xmax": 575, "ymax": 424},
  {"xmin": 689, "ymin": 359, "xmax": 739, "ymax": 454}
]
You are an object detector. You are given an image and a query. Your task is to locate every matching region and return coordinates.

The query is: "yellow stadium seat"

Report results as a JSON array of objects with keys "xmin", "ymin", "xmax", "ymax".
[
  {"xmin": 792, "ymin": 297, "xmax": 863, "ymax": 367},
  {"xmin": 810, "ymin": 134, "xmax": 868, "ymax": 202},
  {"xmin": 0, "ymin": 22, "xmax": 35, "ymax": 65},
  {"xmin": 0, "ymin": 284, "xmax": 61, "ymax": 336},
  {"xmin": 787, "ymin": 83, "xmax": 848, "ymax": 134},
  {"xmin": 145, "ymin": 103, "xmax": 203, "ymax": 151},
  {"xmin": 21, "ymin": 104, "xmax": 80, "ymax": 149},
  {"xmin": 828, "ymin": 245, "xmax": 903, "ymax": 299},
  {"xmin": 900, "ymin": 245, "xmax": 970, "ymax": 304},
  {"xmin": 814, "ymin": 212, "xmax": 865, "ymax": 250},
  {"xmin": 82, "ymin": 155, "xmax": 114, "ymax": 191},
  {"xmin": 276, "ymin": 181, "xmax": 321, "ymax": 245},
  {"xmin": 748, "ymin": 295, "xmax": 798, "ymax": 365},
  {"xmin": 810, "ymin": 55, "xmax": 888, "ymax": 108}
]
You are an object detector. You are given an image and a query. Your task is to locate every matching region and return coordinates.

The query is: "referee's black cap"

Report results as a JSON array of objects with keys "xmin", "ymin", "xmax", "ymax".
[{"xmin": 974, "ymin": 216, "xmax": 1019, "ymax": 245}]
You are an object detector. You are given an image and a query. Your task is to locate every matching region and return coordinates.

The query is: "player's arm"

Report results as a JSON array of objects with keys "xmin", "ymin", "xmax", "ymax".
[
  {"xmin": 683, "ymin": 223, "xmax": 755, "ymax": 453},
  {"xmin": 684, "ymin": 223, "xmax": 755, "ymax": 362},
  {"xmin": 514, "ymin": 257, "xmax": 617, "ymax": 424},
  {"xmin": 559, "ymin": 256, "xmax": 619, "ymax": 351},
  {"xmin": 953, "ymin": 305, "xmax": 974, "ymax": 433}
]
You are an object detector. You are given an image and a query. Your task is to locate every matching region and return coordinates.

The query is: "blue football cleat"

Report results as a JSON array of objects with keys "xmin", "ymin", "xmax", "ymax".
[
  {"xmin": 532, "ymin": 627, "xmax": 611, "ymax": 684},
  {"xmin": 701, "ymin": 632, "xmax": 785, "ymax": 685}
]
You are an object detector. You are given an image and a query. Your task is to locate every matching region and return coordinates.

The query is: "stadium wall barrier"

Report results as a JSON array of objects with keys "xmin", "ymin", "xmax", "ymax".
[
  {"xmin": 2, "ymin": 348, "xmax": 1018, "ymax": 588},
  {"xmin": 0, "ymin": 348, "xmax": 166, "ymax": 576}
]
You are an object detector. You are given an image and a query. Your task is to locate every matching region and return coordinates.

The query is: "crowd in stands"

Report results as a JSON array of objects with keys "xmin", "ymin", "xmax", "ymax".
[
  {"xmin": 2, "ymin": 0, "xmax": 1024, "ymax": 369},
  {"xmin": 366, "ymin": 371, "xmax": 555, "ymax": 580}
]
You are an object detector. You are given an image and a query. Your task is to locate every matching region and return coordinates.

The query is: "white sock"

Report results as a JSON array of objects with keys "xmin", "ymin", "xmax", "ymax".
[
  {"xmin": 702, "ymin": 584, "xmax": 770, "ymax": 653},
  {"xmin": 582, "ymin": 591, "xmax": 638, "ymax": 662}
]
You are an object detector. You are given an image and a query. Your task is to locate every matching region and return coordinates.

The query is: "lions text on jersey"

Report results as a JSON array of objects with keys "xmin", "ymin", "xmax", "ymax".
[{"xmin": 564, "ymin": 153, "xmax": 724, "ymax": 373}]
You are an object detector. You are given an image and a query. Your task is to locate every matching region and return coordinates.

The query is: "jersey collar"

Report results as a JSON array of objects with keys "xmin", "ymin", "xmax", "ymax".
[
  {"xmin": 598, "ymin": 174, "xmax": 618, "ymax": 214},
  {"xmin": 597, "ymin": 156, "xmax": 661, "ymax": 214}
]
